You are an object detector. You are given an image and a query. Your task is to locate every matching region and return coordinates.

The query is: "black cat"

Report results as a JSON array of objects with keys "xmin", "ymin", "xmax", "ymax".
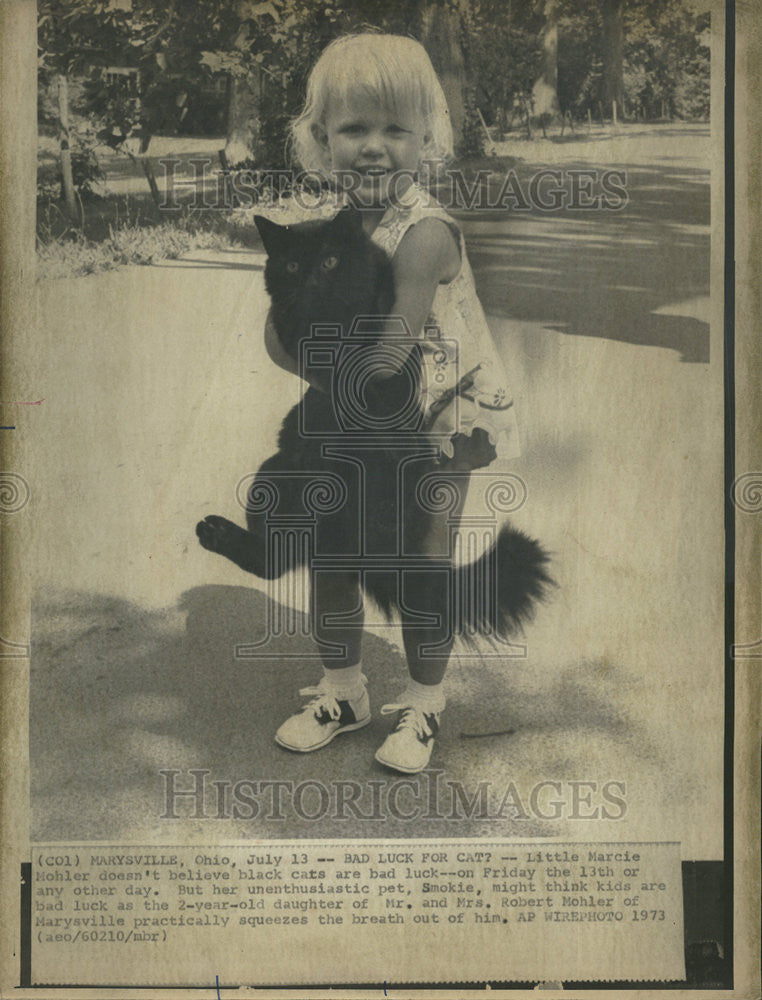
[
  {"xmin": 196, "ymin": 205, "xmax": 552, "ymax": 641},
  {"xmin": 257, "ymin": 204, "xmax": 423, "ymax": 433}
]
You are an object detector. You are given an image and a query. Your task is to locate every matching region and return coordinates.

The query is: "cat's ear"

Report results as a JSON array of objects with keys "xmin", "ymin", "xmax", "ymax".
[{"xmin": 254, "ymin": 215, "xmax": 289, "ymax": 256}]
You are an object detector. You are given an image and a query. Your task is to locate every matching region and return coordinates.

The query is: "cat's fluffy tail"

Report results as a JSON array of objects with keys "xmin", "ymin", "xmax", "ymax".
[{"xmin": 364, "ymin": 524, "xmax": 553, "ymax": 645}]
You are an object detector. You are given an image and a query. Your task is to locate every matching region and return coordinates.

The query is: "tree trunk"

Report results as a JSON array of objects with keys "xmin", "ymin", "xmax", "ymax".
[
  {"xmin": 532, "ymin": 0, "xmax": 560, "ymax": 117},
  {"xmin": 224, "ymin": 70, "xmax": 262, "ymax": 167},
  {"xmin": 57, "ymin": 74, "xmax": 78, "ymax": 220},
  {"xmin": 602, "ymin": 0, "xmax": 625, "ymax": 118},
  {"xmin": 420, "ymin": 0, "xmax": 466, "ymax": 151}
]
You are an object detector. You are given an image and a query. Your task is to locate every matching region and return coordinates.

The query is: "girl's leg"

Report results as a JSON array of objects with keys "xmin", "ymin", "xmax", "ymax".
[
  {"xmin": 312, "ymin": 569, "xmax": 364, "ymax": 671},
  {"xmin": 275, "ymin": 570, "xmax": 370, "ymax": 752},
  {"xmin": 401, "ymin": 470, "xmax": 470, "ymax": 686},
  {"xmin": 376, "ymin": 459, "xmax": 472, "ymax": 774}
]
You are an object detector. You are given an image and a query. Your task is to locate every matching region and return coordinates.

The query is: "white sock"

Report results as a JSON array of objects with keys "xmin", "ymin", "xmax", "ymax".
[
  {"xmin": 322, "ymin": 663, "xmax": 364, "ymax": 699},
  {"xmin": 400, "ymin": 679, "xmax": 445, "ymax": 715}
]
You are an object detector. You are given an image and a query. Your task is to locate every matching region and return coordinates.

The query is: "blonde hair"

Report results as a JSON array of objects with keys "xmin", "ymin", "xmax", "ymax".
[{"xmin": 291, "ymin": 33, "xmax": 454, "ymax": 172}]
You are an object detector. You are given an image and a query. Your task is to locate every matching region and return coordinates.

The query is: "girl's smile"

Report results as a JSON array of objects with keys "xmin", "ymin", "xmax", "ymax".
[{"xmin": 316, "ymin": 94, "xmax": 428, "ymax": 205}]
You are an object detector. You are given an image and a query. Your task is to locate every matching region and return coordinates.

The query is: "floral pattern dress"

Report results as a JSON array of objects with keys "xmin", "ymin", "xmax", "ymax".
[{"xmin": 369, "ymin": 183, "xmax": 521, "ymax": 463}]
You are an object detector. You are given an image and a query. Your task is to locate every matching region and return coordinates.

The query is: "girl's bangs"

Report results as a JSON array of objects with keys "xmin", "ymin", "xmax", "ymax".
[{"xmin": 321, "ymin": 54, "xmax": 430, "ymax": 127}]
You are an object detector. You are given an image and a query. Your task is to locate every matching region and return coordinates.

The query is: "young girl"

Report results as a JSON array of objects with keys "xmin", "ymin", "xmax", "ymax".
[{"xmin": 266, "ymin": 33, "xmax": 521, "ymax": 774}]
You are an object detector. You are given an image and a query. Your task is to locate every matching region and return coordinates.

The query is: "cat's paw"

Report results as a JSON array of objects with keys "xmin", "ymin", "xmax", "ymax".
[{"xmin": 196, "ymin": 515, "xmax": 243, "ymax": 555}]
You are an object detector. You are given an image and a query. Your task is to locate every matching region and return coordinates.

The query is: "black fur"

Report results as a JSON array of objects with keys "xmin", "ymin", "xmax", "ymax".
[
  {"xmin": 256, "ymin": 204, "xmax": 394, "ymax": 361},
  {"xmin": 196, "ymin": 206, "xmax": 553, "ymax": 643}
]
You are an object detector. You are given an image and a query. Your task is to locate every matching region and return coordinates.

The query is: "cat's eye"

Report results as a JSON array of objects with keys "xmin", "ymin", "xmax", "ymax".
[
  {"xmin": 321, "ymin": 255, "xmax": 339, "ymax": 271},
  {"xmin": 286, "ymin": 261, "xmax": 299, "ymax": 273}
]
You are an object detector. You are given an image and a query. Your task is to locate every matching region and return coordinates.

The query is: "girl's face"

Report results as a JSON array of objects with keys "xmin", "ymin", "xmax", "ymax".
[{"xmin": 316, "ymin": 92, "xmax": 427, "ymax": 206}]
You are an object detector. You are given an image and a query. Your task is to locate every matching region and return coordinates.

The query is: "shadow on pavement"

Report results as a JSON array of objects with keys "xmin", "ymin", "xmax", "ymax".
[
  {"xmin": 461, "ymin": 162, "xmax": 710, "ymax": 363},
  {"xmin": 31, "ymin": 585, "xmax": 639, "ymax": 843}
]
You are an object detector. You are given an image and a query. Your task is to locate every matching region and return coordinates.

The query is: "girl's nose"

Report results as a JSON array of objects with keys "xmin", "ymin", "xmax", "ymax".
[{"xmin": 360, "ymin": 132, "xmax": 385, "ymax": 155}]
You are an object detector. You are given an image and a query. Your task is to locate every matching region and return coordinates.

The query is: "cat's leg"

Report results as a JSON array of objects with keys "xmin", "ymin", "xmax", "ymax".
[
  {"xmin": 196, "ymin": 451, "xmax": 305, "ymax": 579},
  {"xmin": 195, "ymin": 515, "xmax": 274, "ymax": 577}
]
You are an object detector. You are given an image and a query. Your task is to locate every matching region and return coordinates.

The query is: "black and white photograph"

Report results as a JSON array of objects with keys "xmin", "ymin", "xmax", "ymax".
[{"xmin": 0, "ymin": 0, "xmax": 758, "ymax": 993}]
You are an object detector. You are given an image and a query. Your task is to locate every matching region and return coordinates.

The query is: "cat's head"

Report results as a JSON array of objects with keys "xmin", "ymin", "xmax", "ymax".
[{"xmin": 254, "ymin": 205, "xmax": 387, "ymax": 321}]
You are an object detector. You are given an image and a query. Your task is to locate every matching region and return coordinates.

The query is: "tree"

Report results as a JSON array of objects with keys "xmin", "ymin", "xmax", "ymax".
[
  {"xmin": 601, "ymin": 0, "xmax": 625, "ymax": 115},
  {"xmin": 38, "ymin": 0, "xmax": 712, "ymax": 191},
  {"xmin": 463, "ymin": 0, "xmax": 542, "ymax": 136},
  {"xmin": 200, "ymin": 2, "xmax": 295, "ymax": 167},
  {"xmin": 532, "ymin": 0, "xmax": 560, "ymax": 117},
  {"xmin": 56, "ymin": 74, "xmax": 78, "ymax": 218},
  {"xmin": 39, "ymin": 0, "xmax": 472, "ymax": 169},
  {"xmin": 38, "ymin": 0, "xmax": 134, "ymax": 214},
  {"xmin": 554, "ymin": 0, "xmax": 709, "ymax": 122},
  {"xmin": 418, "ymin": 0, "xmax": 467, "ymax": 149}
]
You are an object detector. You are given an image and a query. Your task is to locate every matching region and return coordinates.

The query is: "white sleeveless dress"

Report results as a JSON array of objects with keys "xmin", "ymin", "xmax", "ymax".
[{"xmin": 368, "ymin": 183, "xmax": 521, "ymax": 463}]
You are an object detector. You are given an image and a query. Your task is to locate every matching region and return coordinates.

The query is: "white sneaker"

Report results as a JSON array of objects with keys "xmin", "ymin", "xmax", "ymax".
[
  {"xmin": 275, "ymin": 678, "xmax": 370, "ymax": 752},
  {"xmin": 374, "ymin": 704, "xmax": 440, "ymax": 773}
]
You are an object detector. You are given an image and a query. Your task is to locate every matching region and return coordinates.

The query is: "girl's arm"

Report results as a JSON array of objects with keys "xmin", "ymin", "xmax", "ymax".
[{"xmin": 370, "ymin": 217, "xmax": 461, "ymax": 376}]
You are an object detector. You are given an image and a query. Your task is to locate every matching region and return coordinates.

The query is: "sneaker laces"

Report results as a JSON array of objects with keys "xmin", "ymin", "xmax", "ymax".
[
  {"xmin": 299, "ymin": 675, "xmax": 367, "ymax": 723},
  {"xmin": 297, "ymin": 685, "xmax": 342, "ymax": 723},
  {"xmin": 380, "ymin": 704, "xmax": 438, "ymax": 741}
]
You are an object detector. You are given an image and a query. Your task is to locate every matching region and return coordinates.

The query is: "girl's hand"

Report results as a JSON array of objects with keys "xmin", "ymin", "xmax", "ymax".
[{"xmin": 443, "ymin": 428, "xmax": 498, "ymax": 471}]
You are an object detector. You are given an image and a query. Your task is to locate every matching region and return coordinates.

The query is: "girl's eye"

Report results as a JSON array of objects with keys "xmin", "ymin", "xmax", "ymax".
[
  {"xmin": 321, "ymin": 255, "xmax": 339, "ymax": 271},
  {"xmin": 286, "ymin": 261, "xmax": 299, "ymax": 273}
]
